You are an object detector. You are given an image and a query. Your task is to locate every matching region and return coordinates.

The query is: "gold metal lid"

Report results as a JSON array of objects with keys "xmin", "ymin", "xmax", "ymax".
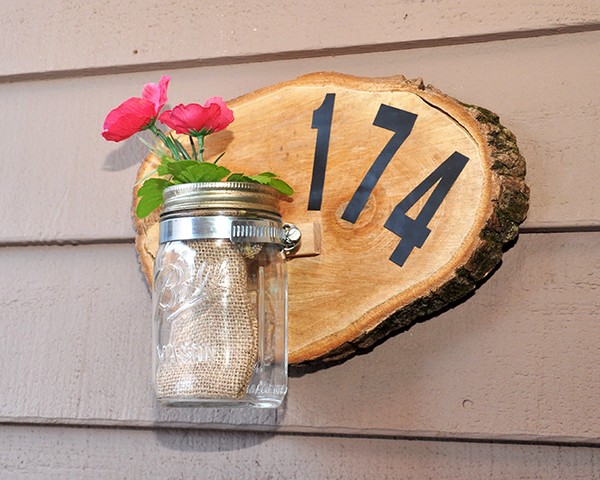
[{"xmin": 161, "ymin": 182, "xmax": 282, "ymax": 217}]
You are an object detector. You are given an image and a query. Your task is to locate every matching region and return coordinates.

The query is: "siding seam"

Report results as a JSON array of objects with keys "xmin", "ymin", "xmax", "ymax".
[{"xmin": 2, "ymin": 23, "xmax": 600, "ymax": 84}]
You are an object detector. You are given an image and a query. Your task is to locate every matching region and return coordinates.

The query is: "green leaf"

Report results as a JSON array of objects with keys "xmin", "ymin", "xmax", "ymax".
[
  {"xmin": 136, "ymin": 192, "xmax": 163, "ymax": 218},
  {"xmin": 200, "ymin": 163, "xmax": 231, "ymax": 182},
  {"xmin": 157, "ymin": 155, "xmax": 175, "ymax": 176},
  {"xmin": 175, "ymin": 165, "xmax": 201, "ymax": 184},
  {"xmin": 227, "ymin": 173, "xmax": 255, "ymax": 183},
  {"xmin": 226, "ymin": 172, "xmax": 293, "ymax": 195},
  {"xmin": 163, "ymin": 160, "xmax": 199, "ymax": 183},
  {"xmin": 137, "ymin": 177, "xmax": 171, "ymax": 195},
  {"xmin": 267, "ymin": 178, "xmax": 294, "ymax": 196},
  {"xmin": 165, "ymin": 161, "xmax": 231, "ymax": 184},
  {"xmin": 163, "ymin": 159, "xmax": 195, "ymax": 176},
  {"xmin": 192, "ymin": 163, "xmax": 230, "ymax": 182},
  {"xmin": 136, "ymin": 178, "xmax": 173, "ymax": 218},
  {"xmin": 248, "ymin": 172, "xmax": 277, "ymax": 185}
]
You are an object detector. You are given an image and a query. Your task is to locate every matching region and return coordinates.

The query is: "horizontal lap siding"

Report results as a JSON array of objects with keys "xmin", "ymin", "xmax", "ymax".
[
  {"xmin": 1, "ymin": 425, "xmax": 600, "ymax": 480},
  {"xmin": 1, "ymin": 232, "xmax": 599, "ymax": 443},
  {"xmin": 1, "ymin": 31, "xmax": 600, "ymax": 243},
  {"xmin": 2, "ymin": 0, "xmax": 599, "ymax": 78}
]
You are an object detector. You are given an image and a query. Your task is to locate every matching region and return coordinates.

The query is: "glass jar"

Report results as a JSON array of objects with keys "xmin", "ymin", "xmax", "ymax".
[{"xmin": 152, "ymin": 182, "xmax": 294, "ymax": 408}]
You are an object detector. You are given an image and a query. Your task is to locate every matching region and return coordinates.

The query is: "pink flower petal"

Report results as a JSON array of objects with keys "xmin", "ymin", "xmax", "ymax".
[
  {"xmin": 141, "ymin": 75, "xmax": 171, "ymax": 114},
  {"xmin": 203, "ymin": 96, "xmax": 234, "ymax": 132}
]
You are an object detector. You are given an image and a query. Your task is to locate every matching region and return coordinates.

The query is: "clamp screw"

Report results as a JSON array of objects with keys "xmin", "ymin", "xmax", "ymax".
[{"xmin": 282, "ymin": 223, "xmax": 302, "ymax": 253}]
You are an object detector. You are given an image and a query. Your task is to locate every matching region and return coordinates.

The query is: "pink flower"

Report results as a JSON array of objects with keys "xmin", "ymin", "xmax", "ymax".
[
  {"xmin": 158, "ymin": 96, "xmax": 234, "ymax": 136},
  {"xmin": 102, "ymin": 76, "xmax": 170, "ymax": 142}
]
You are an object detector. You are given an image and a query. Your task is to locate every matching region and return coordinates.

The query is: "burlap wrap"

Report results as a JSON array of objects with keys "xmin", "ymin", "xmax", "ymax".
[{"xmin": 156, "ymin": 240, "xmax": 258, "ymax": 400}]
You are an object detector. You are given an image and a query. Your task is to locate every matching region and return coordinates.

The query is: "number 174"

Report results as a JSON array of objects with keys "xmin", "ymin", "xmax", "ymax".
[{"xmin": 308, "ymin": 93, "xmax": 469, "ymax": 267}]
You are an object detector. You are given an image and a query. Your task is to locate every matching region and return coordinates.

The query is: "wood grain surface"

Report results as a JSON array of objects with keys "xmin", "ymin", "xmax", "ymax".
[{"xmin": 133, "ymin": 72, "xmax": 527, "ymax": 365}]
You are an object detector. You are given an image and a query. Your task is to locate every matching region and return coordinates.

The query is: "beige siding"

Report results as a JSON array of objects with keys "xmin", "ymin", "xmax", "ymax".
[
  {"xmin": 1, "ymin": 425, "xmax": 600, "ymax": 480},
  {"xmin": 2, "ymin": 0, "xmax": 599, "ymax": 78},
  {"xmin": 1, "ymin": 0, "xmax": 599, "ymax": 477}
]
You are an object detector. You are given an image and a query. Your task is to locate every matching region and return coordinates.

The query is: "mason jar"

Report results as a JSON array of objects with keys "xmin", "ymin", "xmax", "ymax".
[{"xmin": 152, "ymin": 182, "xmax": 294, "ymax": 407}]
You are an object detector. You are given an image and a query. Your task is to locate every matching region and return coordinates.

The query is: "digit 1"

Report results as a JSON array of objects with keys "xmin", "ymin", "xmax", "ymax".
[
  {"xmin": 384, "ymin": 151, "xmax": 470, "ymax": 267},
  {"xmin": 341, "ymin": 105, "xmax": 418, "ymax": 223},
  {"xmin": 308, "ymin": 93, "xmax": 336, "ymax": 210}
]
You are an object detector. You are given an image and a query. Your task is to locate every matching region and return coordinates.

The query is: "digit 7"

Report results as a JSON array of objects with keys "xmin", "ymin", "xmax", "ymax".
[{"xmin": 341, "ymin": 104, "xmax": 418, "ymax": 223}]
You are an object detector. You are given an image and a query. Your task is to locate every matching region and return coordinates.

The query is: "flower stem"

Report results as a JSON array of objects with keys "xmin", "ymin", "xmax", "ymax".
[
  {"xmin": 149, "ymin": 124, "xmax": 180, "ymax": 160},
  {"xmin": 198, "ymin": 134, "xmax": 205, "ymax": 163},
  {"xmin": 170, "ymin": 134, "xmax": 190, "ymax": 160},
  {"xmin": 189, "ymin": 135, "xmax": 198, "ymax": 161}
]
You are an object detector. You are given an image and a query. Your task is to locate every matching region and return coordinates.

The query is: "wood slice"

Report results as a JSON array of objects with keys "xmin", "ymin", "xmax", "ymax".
[{"xmin": 133, "ymin": 72, "xmax": 529, "ymax": 368}]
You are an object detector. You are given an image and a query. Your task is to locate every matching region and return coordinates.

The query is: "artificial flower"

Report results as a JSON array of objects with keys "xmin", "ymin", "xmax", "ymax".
[
  {"xmin": 102, "ymin": 76, "xmax": 170, "ymax": 142},
  {"xmin": 159, "ymin": 96, "xmax": 234, "ymax": 135}
]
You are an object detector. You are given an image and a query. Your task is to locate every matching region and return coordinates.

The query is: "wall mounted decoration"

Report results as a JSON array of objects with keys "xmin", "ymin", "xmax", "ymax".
[{"xmin": 134, "ymin": 72, "xmax": 529, "ymax": 369}]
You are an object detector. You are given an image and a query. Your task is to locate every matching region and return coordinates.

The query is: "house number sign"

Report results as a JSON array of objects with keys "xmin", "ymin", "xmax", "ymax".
[{"xmin": 134, "ymin": 72, "xmax": 529, "ymax": 367}]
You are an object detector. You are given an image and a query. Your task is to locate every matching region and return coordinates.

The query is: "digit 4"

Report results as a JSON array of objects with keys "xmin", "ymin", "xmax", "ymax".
[{"xmin": 384, "ymin": 151, "xmax": 469, "ymax": 267}]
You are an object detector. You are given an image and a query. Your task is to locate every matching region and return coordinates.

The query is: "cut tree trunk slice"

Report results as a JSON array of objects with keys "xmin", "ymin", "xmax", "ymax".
[{"xmin": 133, "ymin": 72, "xmax": 529, "ymax": 368}]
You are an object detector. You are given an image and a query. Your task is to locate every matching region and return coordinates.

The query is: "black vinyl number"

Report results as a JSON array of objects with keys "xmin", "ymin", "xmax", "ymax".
[
  {"xmin": 308, "ymin": 94, "xmax": 470, "ymax": 267},
  {"xmin": 342, "ymin": 104, "xmax": 417, "ymax": 223},
  {"xmin": 384, "ymin": 152, "xmax": 469, "ymax": 267},
  {"xmin": 308, "ymin": 93, "xmax": 336, "ymax": 211}
]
